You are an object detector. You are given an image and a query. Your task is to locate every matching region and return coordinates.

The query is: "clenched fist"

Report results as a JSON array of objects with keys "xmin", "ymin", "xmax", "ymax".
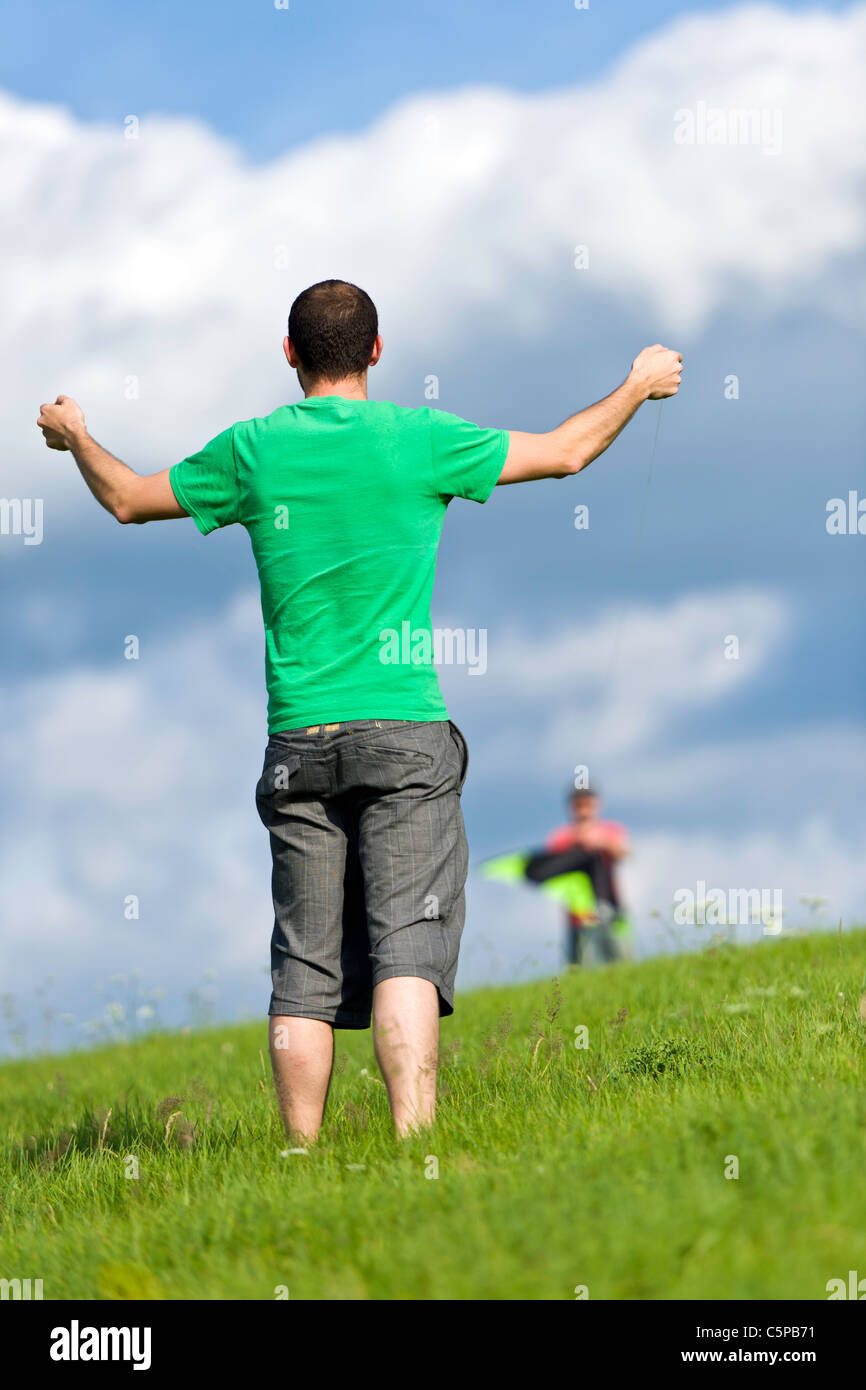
[
  {"xmin": 37, "ymin": 395, "xmax": 86, "ymax": 451},
  {"xmin": 629, "ymin": 345, "xmax": 684, "ymax": 400}
]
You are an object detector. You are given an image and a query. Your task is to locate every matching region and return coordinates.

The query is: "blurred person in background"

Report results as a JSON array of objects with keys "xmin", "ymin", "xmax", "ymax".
[{"xmin": 545, "ymin": 785, "xmax": 631, "ymax": 966}]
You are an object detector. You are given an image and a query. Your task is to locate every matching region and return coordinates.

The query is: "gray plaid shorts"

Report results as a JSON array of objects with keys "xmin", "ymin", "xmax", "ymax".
[{"xmin": 255, "ymin": 718, "xmax": 470, "ymax": 1028}]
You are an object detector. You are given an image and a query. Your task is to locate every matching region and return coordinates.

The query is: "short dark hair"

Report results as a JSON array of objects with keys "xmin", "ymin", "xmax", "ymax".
[
  {"xmin": 568, "ymin": 785, "xmax": 599, "ymax": 805},
  {"xmin": 288, "ymin": 280, "xmax": 378, "ymax": 383}
]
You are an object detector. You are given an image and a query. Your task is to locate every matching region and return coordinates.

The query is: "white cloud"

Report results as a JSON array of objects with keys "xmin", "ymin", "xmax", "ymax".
[
  {"xmin": 443, "ymin": 585, "xmax": 788, "ymax": 768},
  {"xmin": 0, "ymin": 593, "xmax": 269, "ymax": 1001},
  {"xmin": 619, "ymin": 818, "xmax": 866, "ymax": 944},
  {"xmin": 3, "ymin": 2, "xmax": 865, "ymax": 507},
  {"xmin": 611, "ymin": 723, "xmax": 866, "ymax": 815}
]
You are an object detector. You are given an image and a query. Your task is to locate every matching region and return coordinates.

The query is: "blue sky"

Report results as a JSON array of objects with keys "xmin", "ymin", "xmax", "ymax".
[
  {"xmin": 1, "ymin": 0, "xmax": 864, "ymax": 1053},
  {"xmin": 2, "ymin": 0, "xmax": 849, "ymax": 160}
]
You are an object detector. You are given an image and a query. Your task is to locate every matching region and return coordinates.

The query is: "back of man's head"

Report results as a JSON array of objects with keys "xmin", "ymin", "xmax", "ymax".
[{"xmin": 288, "ymin": 280, "xmax": 378, "ymax": 384}]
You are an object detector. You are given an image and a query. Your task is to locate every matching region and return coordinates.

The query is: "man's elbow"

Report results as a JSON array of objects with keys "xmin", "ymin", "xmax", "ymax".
[
  {"xmin": 113, "ymin": 500, "xmax": 143, "ymax": 524},
  {"xmin": 541, "ymin": 431, "xmax": 583, "ymax": 478},
  {"xmin": 553, "ymin": 448, "xmax": 585, "ymax": 478}
]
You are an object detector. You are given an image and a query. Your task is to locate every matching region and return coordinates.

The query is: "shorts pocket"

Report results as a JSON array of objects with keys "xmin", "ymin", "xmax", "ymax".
[
  {"xmin": 256, "ymin": 749, "xmax": 301, "ymax": 799},
  {"xmin": 351, "ymin": 725, "xmax": 437, "ymax": 761},
  {"xmin": 448, "ymin": 720, "xmax": 469, "ymax": 791}
]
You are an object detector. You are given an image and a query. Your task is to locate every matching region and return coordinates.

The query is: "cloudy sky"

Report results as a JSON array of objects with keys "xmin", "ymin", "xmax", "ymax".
[{"xmin": 1, "ymin": 0, "xmax": 864, "ymax": 1052}]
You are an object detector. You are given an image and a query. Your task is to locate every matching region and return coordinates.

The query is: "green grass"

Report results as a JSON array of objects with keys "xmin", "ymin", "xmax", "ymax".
[{"xmin": 2, "ymin": 929, "xmax": 865, "ymax": 1300}]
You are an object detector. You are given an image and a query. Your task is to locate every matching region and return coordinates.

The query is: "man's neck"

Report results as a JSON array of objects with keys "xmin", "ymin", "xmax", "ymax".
[{"xmin": 303, "ymin": 376, "xmax": 368, "ymax": 401}]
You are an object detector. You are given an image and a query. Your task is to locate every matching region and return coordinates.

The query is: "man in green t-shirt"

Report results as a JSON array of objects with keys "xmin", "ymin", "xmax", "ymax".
[{"xmin": 37, "ymin": 279, "xmax": 683, "ymax": 1141}]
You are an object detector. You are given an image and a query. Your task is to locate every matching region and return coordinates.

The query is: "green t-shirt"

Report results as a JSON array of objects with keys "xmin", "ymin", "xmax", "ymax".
[{"xmin": 169, "ymin": 397, "xmax": 509, "ymax": 732}]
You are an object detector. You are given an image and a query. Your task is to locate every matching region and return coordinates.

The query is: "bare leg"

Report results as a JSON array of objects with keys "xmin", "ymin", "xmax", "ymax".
[
  {"xmin": 269, "ymin": 1016, "xmax": 334, "ymax": 1143},
  {"xmin": 372, "ymin": 977, "xmax": 439, "ymax": 1138}
]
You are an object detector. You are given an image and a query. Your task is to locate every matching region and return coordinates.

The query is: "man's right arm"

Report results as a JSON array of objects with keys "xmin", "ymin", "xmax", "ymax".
[
  {"xmin": 496, "ymin": 344, "xmax": 683, "ymax": 485},
  {"xmin": 37, "ymin": 395, "xmax": 189, "ymax": 523}
]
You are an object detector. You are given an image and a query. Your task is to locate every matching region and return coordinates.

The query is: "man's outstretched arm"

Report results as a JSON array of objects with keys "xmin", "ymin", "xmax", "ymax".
[
  {"xmin": 497, "ymin": 343, "xmax": 683, "ymax": 485},
  {"xmin": 37, "ymin": 395, "xmax": 187, "ymax": 524}
]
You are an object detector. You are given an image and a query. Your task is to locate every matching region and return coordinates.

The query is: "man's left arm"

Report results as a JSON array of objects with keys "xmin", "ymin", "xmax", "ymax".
[{"xmin": 37, "ymin": 395, "xmax": 188, "ymax": 524}]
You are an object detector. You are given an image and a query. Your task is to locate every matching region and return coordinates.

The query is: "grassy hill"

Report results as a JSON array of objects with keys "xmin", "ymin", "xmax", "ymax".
[{"xmin": 2, "ymin": 929, "xmax": 865, "ymax": 1300}]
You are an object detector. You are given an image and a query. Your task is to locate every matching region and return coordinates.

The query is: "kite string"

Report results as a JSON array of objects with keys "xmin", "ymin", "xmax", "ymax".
[
  {"xmin": 587, "ymin": 402, "xmax": 664, "ymax": 762},
  {"xmin": 479, "ymin": 405, "xmax": 665, "ymax": 871}
]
